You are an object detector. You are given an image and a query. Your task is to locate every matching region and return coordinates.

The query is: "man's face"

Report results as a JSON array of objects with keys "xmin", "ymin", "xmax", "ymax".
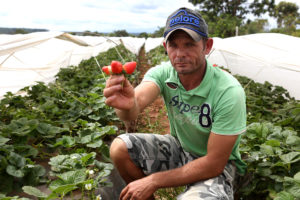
[{"xmin": 165, "ymin": 30, "xmax": 211, "ymax": 75}]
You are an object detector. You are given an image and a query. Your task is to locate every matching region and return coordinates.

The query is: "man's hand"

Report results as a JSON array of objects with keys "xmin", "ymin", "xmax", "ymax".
[
  {"xmin": 119, "ymin": 176, "xmax": 157, "ymax": 200},
  {"xmin": 103, "ymin": 75, "xmax": 135, "ymax": 110}
]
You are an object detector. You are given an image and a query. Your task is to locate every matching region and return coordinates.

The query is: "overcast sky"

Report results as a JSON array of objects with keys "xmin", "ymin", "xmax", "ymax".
[{"xmin": 0, "ymin": 0, "xmax": 299, "ymax": 33}]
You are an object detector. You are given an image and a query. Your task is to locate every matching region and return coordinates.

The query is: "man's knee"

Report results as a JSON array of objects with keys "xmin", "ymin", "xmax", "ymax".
[{"xmin": 110, "ymin": 137, "xmax": 128, "ymax": 162}]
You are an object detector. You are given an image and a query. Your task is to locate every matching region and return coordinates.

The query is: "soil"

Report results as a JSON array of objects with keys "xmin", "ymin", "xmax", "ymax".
[{"xmin": 129, "ymin": 46, "xmax": 170, "ymax": 134}]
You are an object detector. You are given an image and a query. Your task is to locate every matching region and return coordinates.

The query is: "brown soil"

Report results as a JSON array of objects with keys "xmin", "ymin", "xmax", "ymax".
[{"xmin": 127, "ymin": 46, "xmax": 170, "ymax": 135}]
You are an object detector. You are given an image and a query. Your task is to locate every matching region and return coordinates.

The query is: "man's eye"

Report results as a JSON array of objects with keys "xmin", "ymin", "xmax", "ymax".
[{"xmin": 168, "ymin": 43, "xmax": 176, "ymax": 48}]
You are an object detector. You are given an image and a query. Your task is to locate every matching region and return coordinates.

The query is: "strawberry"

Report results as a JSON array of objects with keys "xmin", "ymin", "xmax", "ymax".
[
  {"xmin": 123, "ymin": 62, "xmax": 136, "ymax": 74},
  {"xmin": 111, "ymin": 61, "xmax": 123, "ymax": 74},
  {"xmin": 102, "ymin": 66, "xmax": 112, "ymax": 75}
]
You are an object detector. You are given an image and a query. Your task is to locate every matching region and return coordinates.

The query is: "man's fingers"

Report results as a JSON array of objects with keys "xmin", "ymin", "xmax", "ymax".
[
  {"xmin": 103, "ymin": 84, "xmax": 123, "ymax": 98},
  {"xmin": 106, "ymin": 75, "xmax": 125, "ymax": 87},
  {"xmin": 119, "ymin": 186, "xmax": 129, "ymax": 200}
]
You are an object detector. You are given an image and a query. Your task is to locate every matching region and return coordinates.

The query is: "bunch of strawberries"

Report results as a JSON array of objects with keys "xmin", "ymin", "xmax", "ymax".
[{"xmin": 102, "ymin": 61, "xmax": 136, "ymax": 75}]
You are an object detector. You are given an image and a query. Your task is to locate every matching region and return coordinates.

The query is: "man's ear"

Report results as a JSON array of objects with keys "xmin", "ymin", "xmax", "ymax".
[
  {"xmin": 205, "ymin": 38, "xmax": 213, "ymax": 55},
  {"xmin": 163, "ymin": 41, "xmax": 168, "ymax": 55}
]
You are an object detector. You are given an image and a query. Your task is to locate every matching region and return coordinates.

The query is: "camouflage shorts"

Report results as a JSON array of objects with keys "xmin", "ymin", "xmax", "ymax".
[{"xmin": 118, "ymin": 133, "xmax": 236, "ymax": 200}]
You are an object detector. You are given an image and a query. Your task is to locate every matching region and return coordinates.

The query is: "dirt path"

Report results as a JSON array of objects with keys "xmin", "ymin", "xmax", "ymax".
[{"xmin": 131, "ymin": 46, "xmax": 170, "ymax": 135}]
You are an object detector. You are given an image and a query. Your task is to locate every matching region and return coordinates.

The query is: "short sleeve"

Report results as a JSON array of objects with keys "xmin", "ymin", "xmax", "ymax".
[
  {"xmin": 211, "ymin": 86, "xmax": 247, "ymax": 135},
  {"xmin": 142, "ymin": 62, "xmax": 172, "ymax": 94}
]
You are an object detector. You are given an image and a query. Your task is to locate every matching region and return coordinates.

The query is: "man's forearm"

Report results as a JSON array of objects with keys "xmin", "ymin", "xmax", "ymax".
[
  {"xmin": 115, "ymin": 98, "xmax": 140, "ymax": 122},
  {"xmin": 150, "ymin": 156, "xmax": 224, "ymax": 189}
]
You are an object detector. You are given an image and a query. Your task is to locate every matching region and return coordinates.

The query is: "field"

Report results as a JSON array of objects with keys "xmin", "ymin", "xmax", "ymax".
[{"xmin": 0, "ymin": 44, "xmax": 299, "ymax": 200}]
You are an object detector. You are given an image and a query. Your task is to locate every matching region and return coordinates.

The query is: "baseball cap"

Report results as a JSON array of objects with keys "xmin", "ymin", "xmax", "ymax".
[{"xmin": 163, "ymin": 7, "xmax": 208, "ymax": 42}]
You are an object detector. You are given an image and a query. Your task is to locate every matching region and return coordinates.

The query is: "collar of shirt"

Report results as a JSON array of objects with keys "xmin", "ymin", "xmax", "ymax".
[{"xmin": 165, "ymin": 60, "xmax": 214, "ymax": 98}]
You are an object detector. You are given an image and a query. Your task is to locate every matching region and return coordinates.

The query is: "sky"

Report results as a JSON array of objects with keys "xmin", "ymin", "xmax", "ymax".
[
  {"xmin": 0, "ymin": 0, "xmax": 299, "ymax": 34},
  {"xmin": 0, "ymin": 0, "xmax": 195, "ymax": 33}
]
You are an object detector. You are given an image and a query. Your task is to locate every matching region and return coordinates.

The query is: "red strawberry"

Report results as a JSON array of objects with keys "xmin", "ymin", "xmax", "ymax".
[
  {"xmin": 102, "ymin": 66, "xmax": 112, "ymax": 75},
  {"xmin": 123, "ymin": 62, "xmax": 136, "ymax": 74},
  {"xmin": 111, "ymin": 61, "xmax": 123, "ymax": 74}
]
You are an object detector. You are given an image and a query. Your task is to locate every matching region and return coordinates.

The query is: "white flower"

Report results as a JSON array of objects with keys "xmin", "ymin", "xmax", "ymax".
[
  {"xmin": 89, "ymin": 170, "xmax": 94, "ymax": 175},
  {"xmin": 263, "ymin": 158, "xmax": 267, "ymax": 162},
  {"xmin": 96, "ymin": 195, "xmax": 102, "ymax": 200},
  {"xmin": 255, "ymin": 155, "xmax": 259, "ymax": 161},
  {"xmin": 71, "ymin": 155, "xmax": 77, "ymax": 159},
  {"xmin": 85, "ymin": 183, "xmax": 92, "ymax": 190}
]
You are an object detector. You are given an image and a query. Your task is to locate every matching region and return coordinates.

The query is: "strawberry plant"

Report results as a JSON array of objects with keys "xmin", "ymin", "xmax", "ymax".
[
  {"xmin": 0, "ymin": 44, "xmax": 137, "ymax": 198},
  {"xmin": 237, "ymin": 122, "xmax": 300, "ymax": 199},
  {"xmin": 23, "ymin": 153, "xmax": 113, "ymax": 199},
  {"xmin": 146, "ymin": 45, "xmax": 169, "ymax": 67}
]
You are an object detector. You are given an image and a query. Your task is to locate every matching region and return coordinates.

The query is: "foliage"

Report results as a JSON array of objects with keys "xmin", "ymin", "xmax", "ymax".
[
  {"xmin": 271, "ymin": 1, "xmax": 300, "ymax": 29},
  {"xmin": 150, "ymin": 26, "xmax": 165, "ymax": 38},
  {"xmin": 146, "ymin": 45, "xmax": 169, "ymax": 67},
  {"xmin": 0, "ymin": 44, "xmax": 136, "ymax": 198},
  {"xmin": 109, "ymin": 29, "xmax": 130, "ymax": 37},
  {"xmin": 237, "ymin": 122, "xmax": 300, "ymax": 199},
  {"xmin": 189, "ymin": 0, "xmax": 275, "ymax": 19},
  {"xmin": 203, "ymin": 13, "xmax": 242, "ymax": 38},
  {"xmin": 188, "ymin": 0, "xmax": 275, "ymax": 37},
  {"xmin": 22, "ymin": 153, "xmax": 113, "ymax": 199},
  {"xmin": 239, "ymin": 19, "xmax": 269, "ymax": 35}
]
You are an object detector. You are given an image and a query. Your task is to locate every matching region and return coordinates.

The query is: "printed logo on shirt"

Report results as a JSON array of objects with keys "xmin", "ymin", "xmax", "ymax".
[{"xmin": 169, "ymin": 95, "xmax": 212, "ymax": 128}]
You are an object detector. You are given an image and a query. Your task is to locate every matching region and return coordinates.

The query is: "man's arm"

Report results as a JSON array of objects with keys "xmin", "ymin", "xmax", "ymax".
[
  {"xmin": 115, "ymin": 81, "xmax": 160, "ymax": 122},
  {"xmin": 120, "ymin": 132, "xmax": 238, "ymax": 200}
]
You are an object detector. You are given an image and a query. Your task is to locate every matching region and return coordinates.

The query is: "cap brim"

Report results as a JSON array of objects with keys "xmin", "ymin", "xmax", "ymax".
[{"xmin": 164, "ymin": 28, "xmax": 202, "ymax": 43}]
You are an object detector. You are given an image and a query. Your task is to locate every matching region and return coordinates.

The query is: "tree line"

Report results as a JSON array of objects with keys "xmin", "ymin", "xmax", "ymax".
[
  {"xmin": 80, "ymin": 0, "xmax": 299, "ymax": 38},
  {"xmin": 6, "ymin": 1, "xmax": 299, "ymax": 38}
]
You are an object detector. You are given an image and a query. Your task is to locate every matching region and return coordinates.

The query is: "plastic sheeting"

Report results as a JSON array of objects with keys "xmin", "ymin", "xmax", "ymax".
[
  {"xmin": 0, "ymin": 32, "xmax": 145, "ymax": 98},
  {"xmin": 208, "ymin": 33, "xmax": 300, "ymax": 100},
  {"xmin": 0, "ymin": 32, "xmax": 299, "ymax": 100}
]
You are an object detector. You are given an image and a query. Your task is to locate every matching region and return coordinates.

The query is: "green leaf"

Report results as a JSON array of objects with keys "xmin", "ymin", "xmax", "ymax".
[
  {"xmin": 14, "ymin": 144, "xmax": 39, "ymax": 158},
  {"xmin": 286, "ymin": 184, "xmax": 300, "ymax": 198},
  {"xmin": 8, "ymin": 152, "xmax": 26, "ymax": 168},
  {"xmin": 266, "ymin": 139, "xmax": 281, "ymax": 147},
  {"xmin": 22, "ymin": 186, "xmax": 48, "ymax": 198},
  {"xmin": 286, "ymin": 135, "xmax": 300, "ymax": 146},
  {"xmin": 260, "ymin": 143, "xmax": 274, "ymax": 155},
  {"xmin": 87, "ymin": 139, "xmax": 103, "ymax": 148},
  {"xmin": 78, "ymin": 134, "xmax": 92, "ymax": 144},
  {"xmin": 81, "ymin": 152, "xmax": 96, "ymax": 166},
  {"xmin": 52, "ymin": 184, "xmax": 78, "ymax": 197},
  {"xmin": 280, "ymin": 152, "xmax": 300, "ymax": 164},
  {"xmin": 57, "ymin": 169, "xmax": 86, "ymax": 184},
  {"xmin": 36, "ymin": 123, "xmax": 67, "ymax": 138},
  {"xmin": 256, "ymin": 167, "xmax": 272, "ymax": 176},
  {"xmin": 6, "ymin": 165, "xmax": 25, "ymax": 177},
  {"xmin": 5, "ymin": 118, "xmax": 38, "ymax": 136},
  {"xmin": 274, "ymin": 191, "xmax": 295, "ymax": 200},
  {"xmin": 49, "ymin": 179, "xmax": 65, "ymax": 191},
  {"xmin": 282, "ymin": 130, "xmax": 297, "ymax": 138},
  {"xmin": 54, "ymin": 136, "xmax": 75, "ymax": 148},
  {"xmin": 294, "ymin": 172, "xmax": 300, "ymax": 181},
  {"xmin": 0, "ymin": 136, "xmax": 10, "ymax": 146}
]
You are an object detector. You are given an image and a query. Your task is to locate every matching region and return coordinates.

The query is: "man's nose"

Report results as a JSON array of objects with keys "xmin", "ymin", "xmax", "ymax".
[{"xmin": 175, "ymin": 48, "xmax": 186, "ymax": 57}]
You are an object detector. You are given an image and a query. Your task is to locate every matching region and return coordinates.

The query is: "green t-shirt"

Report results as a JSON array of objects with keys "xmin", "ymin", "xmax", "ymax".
[{"xmin": 143, "ymin": 60, "xmax": 247, "ymax": 174}]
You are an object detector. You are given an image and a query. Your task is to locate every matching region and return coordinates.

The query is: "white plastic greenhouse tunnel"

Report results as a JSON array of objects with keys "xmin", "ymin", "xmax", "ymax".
[{"xmin": 0, "ymin": 31, "xmax": 299, "ymax": 100}]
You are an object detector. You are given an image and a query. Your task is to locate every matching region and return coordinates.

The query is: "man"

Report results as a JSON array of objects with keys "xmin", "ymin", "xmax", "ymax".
[{"xmin": 104, "ymin": 7, "xmax": 247, "ymax": 200}]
